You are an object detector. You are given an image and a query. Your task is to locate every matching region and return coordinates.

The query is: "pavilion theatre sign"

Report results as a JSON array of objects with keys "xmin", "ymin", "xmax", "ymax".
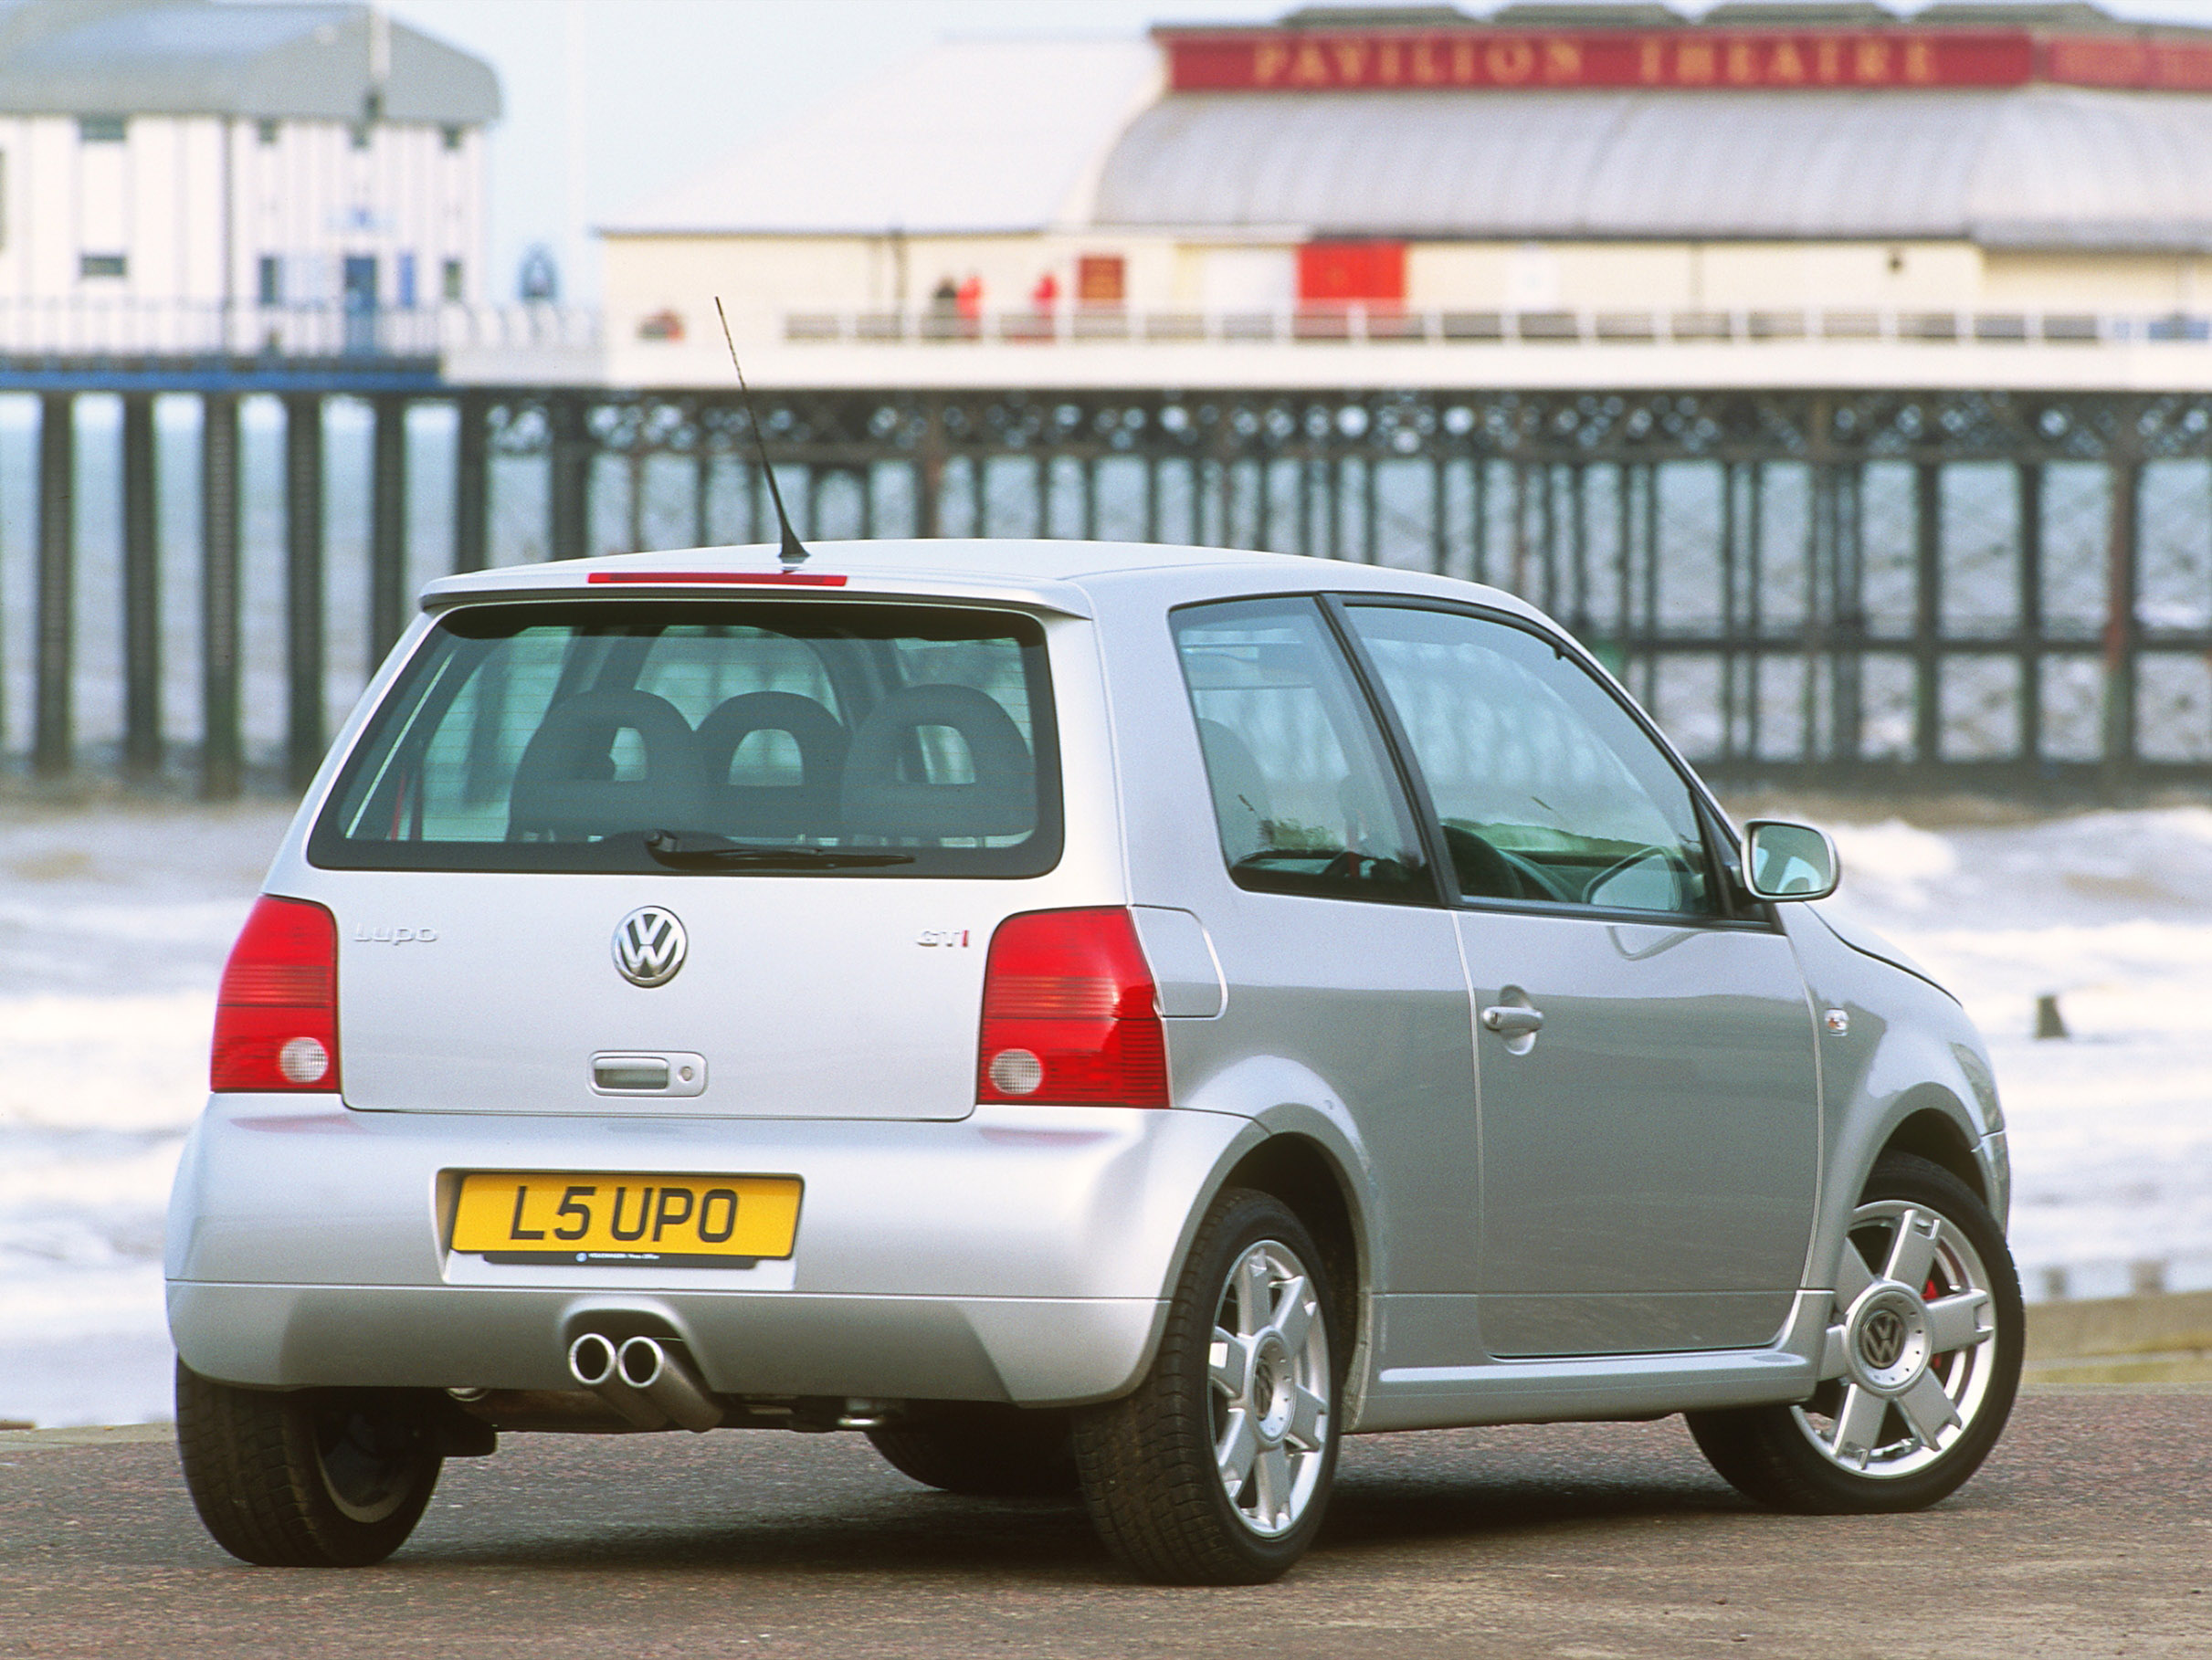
[{"xmin": 1158, "ymin": 26, "xmax": 2212, "ymax": 95}]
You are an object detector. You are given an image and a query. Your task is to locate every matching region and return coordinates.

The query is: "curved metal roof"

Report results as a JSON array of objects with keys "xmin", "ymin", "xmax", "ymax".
[
  {"xmin": 1093, "ymin": 84, "xmax": 2212, "ymax": 249},
  {"xmin": 0, "ymin": 0, "xmax": 499, "ymax": 122}
]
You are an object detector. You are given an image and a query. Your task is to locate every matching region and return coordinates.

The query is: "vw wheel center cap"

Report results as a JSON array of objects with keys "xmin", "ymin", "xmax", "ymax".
[
  {"xmin": 1844, "ymin": 1283, "xmax": 1932, "ymax": 1394},
  {"xmin": 613, "ymin": 906, "xmax": 687, "ymax": 988}
]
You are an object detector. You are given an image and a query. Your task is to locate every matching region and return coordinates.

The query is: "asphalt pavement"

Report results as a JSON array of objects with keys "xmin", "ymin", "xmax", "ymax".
[{"xmin": 3, "ymin": 1387, "xmax": 2208, "ymax": 1658}]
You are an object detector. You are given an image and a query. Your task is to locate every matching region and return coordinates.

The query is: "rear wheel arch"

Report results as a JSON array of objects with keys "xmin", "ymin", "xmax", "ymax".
[{"xmin": 1217, "ymin": 1135, "xmax": 1364, "ymax": 1368}]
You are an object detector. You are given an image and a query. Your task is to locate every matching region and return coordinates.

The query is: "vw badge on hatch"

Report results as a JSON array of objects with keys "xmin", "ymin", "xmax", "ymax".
[{"xmin": 612, "ymin": 906, "xmax": 687, "ymax": 988}]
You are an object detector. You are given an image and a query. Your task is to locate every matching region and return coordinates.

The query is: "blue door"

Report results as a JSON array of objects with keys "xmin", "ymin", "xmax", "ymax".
[{"xmin": 342, "ymin": 256, "xmax": 378, "ymax": 353}]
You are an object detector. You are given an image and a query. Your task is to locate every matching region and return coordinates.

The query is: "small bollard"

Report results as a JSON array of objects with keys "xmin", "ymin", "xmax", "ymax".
[
  {"xmin": 2130, "ymin": 1259, "xmax": 2168, "ymax": 1297},
  {"xmin": 2039, "ymin": 1265, "xmax": 2070, "ymax": 1301},
  {"xmin": 2035, "ymin": 993, "xmax": 2070, "ymax": 1040}
]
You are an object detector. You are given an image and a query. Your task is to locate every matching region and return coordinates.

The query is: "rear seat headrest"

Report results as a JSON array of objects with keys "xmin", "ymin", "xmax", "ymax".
[{"xmin": 840, "ymin": 684, "xmax": 1035, "ymax": 840}]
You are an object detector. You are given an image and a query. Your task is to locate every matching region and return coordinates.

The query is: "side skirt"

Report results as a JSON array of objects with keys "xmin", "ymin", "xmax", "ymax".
[{"xmin": 1350, "ymin": 1289, "xmax": 1828, "ymax": 1434}]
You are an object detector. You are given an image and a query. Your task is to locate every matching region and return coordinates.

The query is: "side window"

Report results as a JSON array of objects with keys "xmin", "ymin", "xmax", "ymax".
[
  {"xmin": 1172, "ymin": 597, "xmax": 1430, "ymax": 902},
  {"xmin": 1342, "ymin": 604, "xmax": 1718, "ymax": 917}
]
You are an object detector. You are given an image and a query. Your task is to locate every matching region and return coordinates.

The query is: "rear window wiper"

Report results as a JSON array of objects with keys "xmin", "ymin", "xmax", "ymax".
[{"xmin": 643, "ymin": 830, "xmax": 915, "ymax": 869}]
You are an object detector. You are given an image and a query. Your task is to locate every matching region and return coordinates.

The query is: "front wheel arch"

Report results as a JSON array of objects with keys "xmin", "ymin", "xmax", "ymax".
[
  {"xmin": 1690, "ymin": 1150, "xmax": 2022, "ymax": 1514},
  {"xmin": 1880, "ymin": 1102, "xmax": 1986, "ymax": 1207}
]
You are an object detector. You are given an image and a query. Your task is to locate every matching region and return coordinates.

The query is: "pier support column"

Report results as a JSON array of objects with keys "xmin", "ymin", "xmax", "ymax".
[
  {"xmin": 547, "ymin": 395, "xmax": 591, "ymax": 562},
  {"xmin": 1718, "ymin": 461, "xmax": 1739, "ymax": 762},
  {"xmin": 915, "ymin": 398, "xmax": 944, "ymax": 540},
  {"xmin": 2102, "ymin": 455, "xmax": 2142, "ymax": 796},
  {"xmin": 369, "ymin": 394, "xmax": 408, "ymax": 663},
  {"xmin": 1296, "ymin": 457, "xmax": 1313, "ymax": 558},
  {"xmin": 1568, "ymin": 463, "xmax": 1590, "ymax": 636},
  {"xmin": 1639, "ymin": 461, "xmax": 1660, "ymax": 711},
  {"xmin": 452, "ymin": 394, "xmax": 489, "ymax": 573},
  {"xmin": 1799, "ymin": 462, "xmax": 1828, "ymax": 771},
  {"xmin": 121, "ymin": 393, "xmax": 161, "ymax": 778},
  {"xmin": 199, "ymin": 394, "xmax": 241, "ymax": 801},
  {"xmin": 284, "ymin": 394, "xmax": 325, "ymax": 793},
  {"xmin": 1361, "ymin": 455, "xmax": 1379, "ymax": 564},
  {"xmin": 693, "ymin": 447, "xmax": 714, "ymax": 548},
  {"xmin": 1912, "ymin": 460, "xmax": 1943, "ymax": 768},
  {"xmin": 2017, "ymin": 461, "xmax": 2044, "ymax": 771},
  {"xmin": 1745, "ymin": 461, "xmax": 1766, "ymax": 762},
  {"xmin": 35, "ymin": 394, "xmax": 74, "ymax": 780},
  {"xmin": 1832, "ymin": 463, "xmax": 1865, "ymax": 765}
]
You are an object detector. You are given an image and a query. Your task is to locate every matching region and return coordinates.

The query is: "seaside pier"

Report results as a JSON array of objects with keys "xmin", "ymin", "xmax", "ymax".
[{"xmin": 11, "ymin": 306, "xmax": 2212, "ymax": 799}]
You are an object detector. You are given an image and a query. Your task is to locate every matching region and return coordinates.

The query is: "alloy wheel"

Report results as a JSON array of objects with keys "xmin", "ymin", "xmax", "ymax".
[
  {"xmin": 1209, "ymin": 1239, "xmax": 1331, "ymax": 1538},
  {"xmin": 1792, "ymin": 1198, "xmax": 2001, "ymax": 1479}
]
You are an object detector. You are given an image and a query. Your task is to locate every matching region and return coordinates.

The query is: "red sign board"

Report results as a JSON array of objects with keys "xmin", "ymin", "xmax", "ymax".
[
  {"xmin": 1158, "ymin": 27, "xmax": 2212, "ymax": 95},
  {"xmin": 2046, "ymin": 35, "xmax": 2212, "ymax": 91},
  {"xmin": 1299, "ymin": 243, "xmax": 1405, "ymax": 307}
]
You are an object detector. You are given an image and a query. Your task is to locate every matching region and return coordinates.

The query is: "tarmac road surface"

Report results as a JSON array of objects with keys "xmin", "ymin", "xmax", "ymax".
[{"xmin": 3, "ymin": 1386, "xmax": 2208, "ymax": 1658}]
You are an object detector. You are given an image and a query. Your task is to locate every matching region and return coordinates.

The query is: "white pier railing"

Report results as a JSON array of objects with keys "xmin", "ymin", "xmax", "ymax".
[
  {"xmin": 0, "ymin": 299, "xmax": 602, "ymax": 361},
  {"xmin": 778, "ymin": 304, "xmax": 2207, "ymax": 350}
]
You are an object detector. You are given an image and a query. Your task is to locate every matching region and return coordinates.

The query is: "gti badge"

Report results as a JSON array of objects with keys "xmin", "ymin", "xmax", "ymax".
[{"xmin": 612, "ymin": 906, "xmax": 687, "ymax": 988}]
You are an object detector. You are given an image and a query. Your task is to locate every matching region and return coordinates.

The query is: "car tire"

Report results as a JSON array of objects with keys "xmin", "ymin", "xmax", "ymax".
[
  {"xmin": 867, "ymin": 1404, "xmax": 1079, "ymax": 1497},
  {"xmin": 174, "ymin": 1361, "xmax": 444, "ymax": 1566},
  {"xmin": 1071, "ymin": 1187, "xmax": 1341, "ymax": 1585},
  {"xmin": 1687, "ymin": 1151, "xmax": 2022, "ymax": 1515}
]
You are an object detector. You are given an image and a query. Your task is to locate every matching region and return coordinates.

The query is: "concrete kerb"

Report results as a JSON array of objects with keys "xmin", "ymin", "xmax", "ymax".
[
  {"xmin": 2025, "ymin": 1287, "xmax": 2212, "ymax": 1383},
  {"xmin": 0, "ymin": 1424, "xmax": 173, "ymax": 1451}
]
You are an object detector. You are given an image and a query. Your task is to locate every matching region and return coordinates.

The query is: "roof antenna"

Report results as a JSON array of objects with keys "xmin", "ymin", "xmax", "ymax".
[{"xmin": 715, "ymin": 296, "xmax": 808, "ymax": 566}]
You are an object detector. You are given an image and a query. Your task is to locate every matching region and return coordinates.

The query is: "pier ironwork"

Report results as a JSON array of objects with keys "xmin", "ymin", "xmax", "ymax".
[{"xmin": 16, "ymin": 378, "xmax": 2212, "ymax": 798}]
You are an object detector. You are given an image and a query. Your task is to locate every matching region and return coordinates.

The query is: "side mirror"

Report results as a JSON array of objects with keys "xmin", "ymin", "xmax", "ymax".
[{"xmin": 1742, "ymin": 819, "xmax": 1840, "ymax": 901}]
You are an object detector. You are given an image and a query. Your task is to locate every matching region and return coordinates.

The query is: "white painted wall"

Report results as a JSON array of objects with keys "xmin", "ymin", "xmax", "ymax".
[
  {"xmin": 614, "ymin": 227, "xmax": 2158, "ymax": 347},
  {"xmin": 0, "ymin": 112, "xmax": 487, "ymax": 320}
]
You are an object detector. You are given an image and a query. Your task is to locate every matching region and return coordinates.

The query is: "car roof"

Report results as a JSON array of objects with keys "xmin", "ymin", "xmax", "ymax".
[{"xmin": 418, "ymin": 539, "xmax": 1548, "ymax": 626}]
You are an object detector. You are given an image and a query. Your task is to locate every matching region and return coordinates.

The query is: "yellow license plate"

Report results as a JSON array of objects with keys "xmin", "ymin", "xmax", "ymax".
[{"xmin": 452, "ymin": 1171, "xmax": 802, "ymax": 1266}]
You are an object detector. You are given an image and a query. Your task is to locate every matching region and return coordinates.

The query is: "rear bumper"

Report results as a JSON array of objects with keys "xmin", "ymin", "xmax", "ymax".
[
  {"xmin": 166, "ymin": 1096, "xmax": 1256, "ymax": 1405},
  {"xmin": 166, "ymin": 1283, "xmax": 1164, "ymax": 1404}
]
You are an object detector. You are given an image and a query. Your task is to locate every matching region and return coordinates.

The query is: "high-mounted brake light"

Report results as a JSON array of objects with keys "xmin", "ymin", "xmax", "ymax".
[
  {"xmin": 585, "ymin": 571, "xmax": 848, "ymax": 587},
  {"xmin": 977, "ymin": 909, "xmax": 1168, "ymax": 1108},
  {"xmin": 211, "ymin": 896, "xmax": 340, "ymax": 1093}
]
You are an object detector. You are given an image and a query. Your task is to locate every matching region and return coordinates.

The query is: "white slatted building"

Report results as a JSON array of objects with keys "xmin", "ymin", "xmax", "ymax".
[{"xmin": 0, "ymin": 0, "xmax": 498, "ymax": 354}]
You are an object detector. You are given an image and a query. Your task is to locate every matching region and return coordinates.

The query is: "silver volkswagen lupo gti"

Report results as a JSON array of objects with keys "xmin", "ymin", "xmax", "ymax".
[{"xmin": 169, "ymin": 540, "xmax": 2019, "ymax": 1585}]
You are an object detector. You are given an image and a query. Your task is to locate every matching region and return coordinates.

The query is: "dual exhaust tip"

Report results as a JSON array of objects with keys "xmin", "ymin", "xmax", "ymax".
[{"xmin": 567, "ymin": 1331, "xmax": 722, "ymax": 1433}]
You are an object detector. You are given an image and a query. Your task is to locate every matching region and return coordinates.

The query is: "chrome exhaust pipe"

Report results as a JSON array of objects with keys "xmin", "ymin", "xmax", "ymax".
[
  {"xmin": 616, "ymin": 1335, "xmax": 723, "ymax": 1433},
  {"xmin": 566, "ymin": 1331, "xmax": 670, "ymax": 1431}
]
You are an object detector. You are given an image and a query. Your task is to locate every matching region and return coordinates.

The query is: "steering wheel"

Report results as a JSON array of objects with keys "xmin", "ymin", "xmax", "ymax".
[
  {"xmin": 1319, "ymin": 850, "xmax": 1393, "ymax": 884},
  {"xmin": 1442, "ymin": 825, "xmax": 1526, "ymax": 900}
]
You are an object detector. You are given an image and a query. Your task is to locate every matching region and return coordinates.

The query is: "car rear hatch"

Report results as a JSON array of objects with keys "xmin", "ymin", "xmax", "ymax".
[{"xmin": 306, "ymin": 594, "xmax": 1074, "ymax": 1121}]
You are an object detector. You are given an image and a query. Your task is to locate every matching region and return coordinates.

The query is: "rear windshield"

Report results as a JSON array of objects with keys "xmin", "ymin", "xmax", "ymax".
[{"xmin": 308, "ymin": 601, "xmax": 1062, "ymax": 877}]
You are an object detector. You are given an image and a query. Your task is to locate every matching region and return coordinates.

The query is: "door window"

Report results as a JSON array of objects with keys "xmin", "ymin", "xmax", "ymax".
[
  {"xmin": 1173, "ymin": 597, "xmax": 1429, "ymax": 903},
  {"xmin": 1343, "ymin": 604, "xmax": 1717, "ymax": 916}
]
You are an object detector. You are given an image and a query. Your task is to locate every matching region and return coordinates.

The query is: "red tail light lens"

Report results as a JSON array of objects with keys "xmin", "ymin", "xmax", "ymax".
[
  {"xmin": 977, "ymin": 908, "xmax": 1167, "ymax": 1108},
  {"xmin": 211, "ymin": 896, "xmax": 340, "ymax": 1093}
]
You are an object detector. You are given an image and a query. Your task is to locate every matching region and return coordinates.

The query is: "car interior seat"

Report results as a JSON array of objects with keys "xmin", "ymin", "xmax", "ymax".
[
  {"xmin": 1194, "ymin": 716, "xmax": 1275, "ymax": 862},
  {"xmin": 839, "ymin": 684, "xmax": 1035, "ymax": 841},
  {"xmin": 694, "ymin": 691, "xmax": 849, "ymax": 839},
  {"xmin": 507, "ymin": 688, "xmax": 704, "ymax": 841}
]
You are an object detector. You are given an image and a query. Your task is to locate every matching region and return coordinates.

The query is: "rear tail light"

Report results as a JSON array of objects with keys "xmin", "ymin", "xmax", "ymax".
[
  {"xmin": 977, "ymin": 908, "xmax": 1168, "ymax": 1108},
  {"xmin": 211, "ymin": 896, "xmax": 340, "ymax": 1093}
]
